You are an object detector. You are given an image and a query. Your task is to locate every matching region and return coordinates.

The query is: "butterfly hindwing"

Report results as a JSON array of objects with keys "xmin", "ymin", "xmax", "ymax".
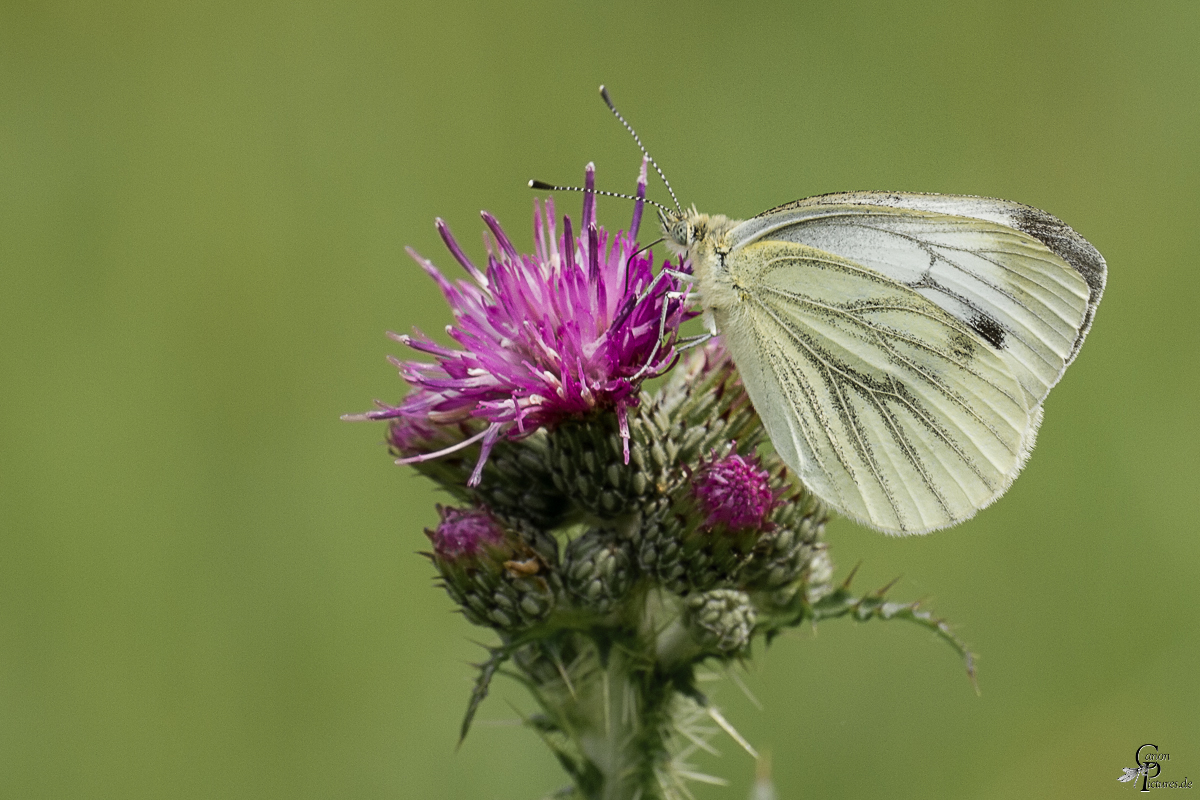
[{"xmin": 715, "ymin": 239, "xmax": 1037, "ymax": 534}]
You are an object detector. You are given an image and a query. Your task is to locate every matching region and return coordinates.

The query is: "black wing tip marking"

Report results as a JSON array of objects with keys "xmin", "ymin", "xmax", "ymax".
[
  {"xmin": 1008, "ymin": 206, "xmax": 1107, "ymax": 301},
  {"xmin": 1008, "ymin": 205, "xmax": 1107, "ymax": 361}
]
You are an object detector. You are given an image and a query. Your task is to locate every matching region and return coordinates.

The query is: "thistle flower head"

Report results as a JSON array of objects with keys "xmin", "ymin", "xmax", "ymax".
[
  {"xmin": 348, "ymin": 160, "xmax": 693, "ymax": 485},
  {"xmin": 691, "ymin": 449, "xmax": 778, "ymax": 532},
  {"xmin": 426, "ymin": 505, "xmax": 506, "ymax": 560}
]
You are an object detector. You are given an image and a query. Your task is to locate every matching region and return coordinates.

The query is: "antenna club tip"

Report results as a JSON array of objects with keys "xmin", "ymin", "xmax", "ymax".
[{"xmin": 527, "ymin": 180, "xmax": 535, "ymax": 188}]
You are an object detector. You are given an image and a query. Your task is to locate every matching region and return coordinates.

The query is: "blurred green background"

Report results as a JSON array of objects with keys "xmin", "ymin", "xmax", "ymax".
[{"xmin": 2, "ymin": 1, "xmax": 1197, "ymax": 798}]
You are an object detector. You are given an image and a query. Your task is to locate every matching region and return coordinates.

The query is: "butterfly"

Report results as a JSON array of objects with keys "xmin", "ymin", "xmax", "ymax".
[
  {"xmin": 659, "ymin": 191, "xmax": 1105, "ymax": 534},
  {"xmin": 541, "ymin": 88, "xmax": 1106, "ymax": 535}
]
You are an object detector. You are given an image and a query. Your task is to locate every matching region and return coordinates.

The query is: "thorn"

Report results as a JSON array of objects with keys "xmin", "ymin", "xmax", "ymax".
[
  {"xmin": 840, "ymin": 561, "xmax": 863, "ymax": 589},
  {"xmin": 726, "ymin": 666, "xmax": 762, "ymax": 710},
  {"xmin": 550, "ymin": 648, "xmax": 576, "ymax": 700},
  {"xmin": 706, "ymin": 706, "xmax": 758, "ymax": 759},
  {"xmin": 673, "ymin": 768, "xmax": 729, "ymax": 787},
  {"xmin": 874, "ymin": 575, "xmax": 903, "ymax": 597}
]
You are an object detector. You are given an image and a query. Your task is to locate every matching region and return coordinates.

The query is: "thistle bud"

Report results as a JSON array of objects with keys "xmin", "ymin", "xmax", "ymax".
[
  {"xmin": 386, "ymin": 415, "xmax": 470, "ymax": 488},
  {"xmin": 546, "ymin": 413, "xmax": 657, "ymax": 519},
  {"xmin": 641, "ymin": 449, "xmax": 779, "ymax": 593},
  {"xmin": 685, "ymin": 589, "xmax": 757, "ymax": 655},
  {"xmin": 426, "ymin": 506, "xmax": 561, "ymax": 631},
  {"xmin": 543, "ymin": 342, "xmax": 768, "ymax": 525},
  {"xmin": 647, "ymin": 341, "xmax": 767, "ymax": 469},
  {"xmin": 636, "ymin": 498, "xmax": 689, "ymax": 590},
  {"xmin": 563, "ymin": 528, "xmax": 638, "ymax": 614},
  {"xmin": 390, "ymin": 420, "xmax": 568, "ymax": 530},
  {"xmin": 691, "ymin": 450, "xmax": 777, "ymax": 531},
  {"xmin": 743, "ymin": 480, "xmax": 832, "ymax": 601}
]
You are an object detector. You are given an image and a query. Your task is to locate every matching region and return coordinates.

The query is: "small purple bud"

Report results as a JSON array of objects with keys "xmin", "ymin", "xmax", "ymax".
[
  {"xmin": 387, "ymin": 414, "xmax": 449, "ymax": 455},
  {"xmin": 427, "ymin": 506, "xmax": 506, "ymax": 560},
  {"xmin": 691, "ymin": 451, "xmax": 777, "ymax": 532}
]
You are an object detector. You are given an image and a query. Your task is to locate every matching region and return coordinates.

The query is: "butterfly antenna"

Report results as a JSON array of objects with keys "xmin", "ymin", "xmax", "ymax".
[
  {"xmin": 599, "ymin": 85, "xmax": 682, "ymax": 215},
  {"xmin": 527, "ymin": 180, "xmax": 673, "ymax": 215}
]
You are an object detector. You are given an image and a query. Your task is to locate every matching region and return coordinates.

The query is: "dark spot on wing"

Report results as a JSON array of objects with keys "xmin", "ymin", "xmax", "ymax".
[
  {"xmin": 969, "ymin": 314, "xmax": 1005, "ymax": 349},
  {"xmin": 949, "ymin": 331, "xmax": 976, "ymax": 360}
]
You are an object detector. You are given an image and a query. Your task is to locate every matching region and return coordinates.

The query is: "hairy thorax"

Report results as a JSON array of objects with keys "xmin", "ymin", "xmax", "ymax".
[{"xmin": 662, "ymin": 211, "xmax": 745, "ymax": 316}]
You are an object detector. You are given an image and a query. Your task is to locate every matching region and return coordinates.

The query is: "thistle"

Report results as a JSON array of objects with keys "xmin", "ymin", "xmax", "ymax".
[
  {"xmin": 425, "ymin": 506, "xmax": 560, "ymax": 630},
  {"xmin": 348, "ymin": 161, "xmax": 974, "ymax": 800}
]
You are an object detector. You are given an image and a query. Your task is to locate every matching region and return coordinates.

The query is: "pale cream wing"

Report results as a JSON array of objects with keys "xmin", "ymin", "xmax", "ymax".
[
  {"xmin": 718, "ymin": 240, "xmax": 1037, "ymax": 534},
  {"xmin": 728, "ymin": 193, "xmax": 1105, "ymax": 408}
]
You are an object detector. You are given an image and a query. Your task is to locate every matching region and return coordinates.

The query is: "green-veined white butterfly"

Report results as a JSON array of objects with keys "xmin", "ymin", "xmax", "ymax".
[
  {"xmin": 658, "ymin": 192, "xmax": 1105, "ymax": 535},
  {"xmin": 549, "ymin": 87, "xmax": 1106, "ymax": 535}
]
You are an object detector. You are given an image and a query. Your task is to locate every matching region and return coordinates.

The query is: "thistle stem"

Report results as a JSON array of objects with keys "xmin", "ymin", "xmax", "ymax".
[
  {"xmin": 576, "ymin": 647, "xmax": 672, "ymax": 800},
  {"xmin": 514, "ymin": 589, "xmax": 703, "ymax": 800}
]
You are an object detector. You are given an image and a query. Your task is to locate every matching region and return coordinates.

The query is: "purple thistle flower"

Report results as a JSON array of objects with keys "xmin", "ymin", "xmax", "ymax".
[
  {"xmin": 347, "ymin": 160, "xmax": 693, "ymax": 485},
  {"xmin": 691, "ymin": 449, "xmax": 779, "ymax": 532},
  {"xmin": 426, "ymin": 506, "xmax": 506, "ymax": 560}
]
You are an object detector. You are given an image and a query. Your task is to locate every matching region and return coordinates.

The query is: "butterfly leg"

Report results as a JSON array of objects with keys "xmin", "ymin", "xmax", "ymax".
[
  {"xmin": 628, "ymin": 266, "xmax": 692, "ymax": 306},
  {"xmin": 632, "ymin": 288, "xmax": 691, "ymax": 380},
  {"xmin": 674, "ymin": 332, "xmax": 714, "ymax": 353}
]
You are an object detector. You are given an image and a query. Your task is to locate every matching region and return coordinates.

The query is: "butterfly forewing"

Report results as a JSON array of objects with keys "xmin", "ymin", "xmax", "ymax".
[
  {"xmin": 728, "ymin": 193, "xmax": 1105, "ymax": 409},
  {"xmin": 716, "ymin": 240, "xmax": 1036, "ymax": 534}
]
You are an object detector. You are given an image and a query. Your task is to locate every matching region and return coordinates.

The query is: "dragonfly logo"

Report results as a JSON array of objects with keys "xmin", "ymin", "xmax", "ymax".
[{"xmin": 1119, "ymin": 744, "xmax": 1191, "ymax": 791}]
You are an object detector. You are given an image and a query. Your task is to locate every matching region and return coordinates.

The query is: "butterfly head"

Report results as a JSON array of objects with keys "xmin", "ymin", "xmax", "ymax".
[
  {"xmin": 658, "ymin": 207, "xmax": 738, "ymax": 268},
  {"xmin": 658, "ymin": 207, "xmax": 695, "ymax": 254}
]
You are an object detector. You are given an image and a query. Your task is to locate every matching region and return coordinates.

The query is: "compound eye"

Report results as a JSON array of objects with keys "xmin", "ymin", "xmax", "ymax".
[{"xmin": 671, "ymin": 221, "xmax": 691, "ymax": 246}]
